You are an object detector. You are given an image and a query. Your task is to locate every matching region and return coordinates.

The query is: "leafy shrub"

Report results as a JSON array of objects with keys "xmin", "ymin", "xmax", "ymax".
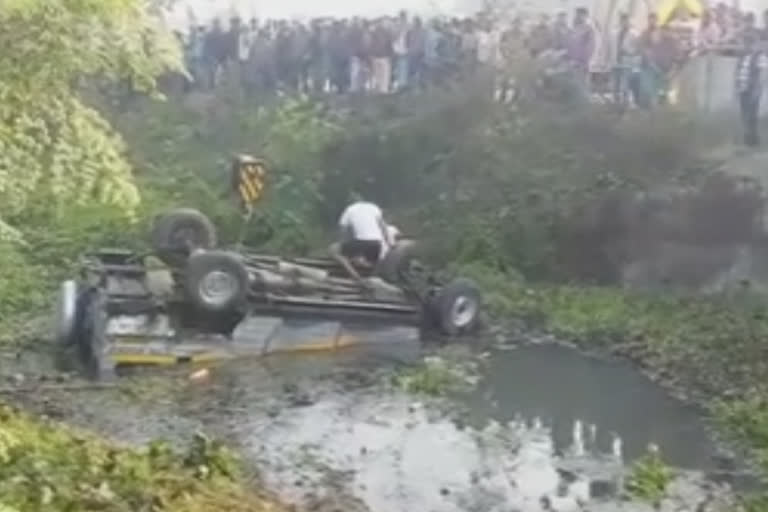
[
  {"xmin": 394, "ymin": 355, "xmax": 478, "ymax": 396},
  {"xmin": 715, "ymin": 397, "xmax": 768, "ymax": 473},
  {"xmin": 18, "ymin": 203, "xmax": 144, "ymax": 273},
  {"xmin": 0, "ymin": 0, "xmax": 182, "ymax": 239},
  {"xmin": 0, "ymin": 404, "xmax": 284, "ymax": 512},
  {"xmin": 625, "ymin": 447, "xmax": 674, "ymax": 505},
  {"xmin": 0, "ymin": 243, "xmax": 48, "ymax": 324}
]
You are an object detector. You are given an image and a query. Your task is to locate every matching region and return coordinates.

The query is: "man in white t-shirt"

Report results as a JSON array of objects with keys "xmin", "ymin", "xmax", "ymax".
[{"xmin": 329, "ymin": 200, "xmax": 393, "ymax": 283}]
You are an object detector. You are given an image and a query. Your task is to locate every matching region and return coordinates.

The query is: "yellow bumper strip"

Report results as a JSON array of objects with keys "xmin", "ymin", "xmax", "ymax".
[
  {"xmin": 112, "ymin": 352, "xmax": 229, "ymax": 366},
  {"xmin": 110, "ymin": 336, "xmax": 361, "ymax": 366}
]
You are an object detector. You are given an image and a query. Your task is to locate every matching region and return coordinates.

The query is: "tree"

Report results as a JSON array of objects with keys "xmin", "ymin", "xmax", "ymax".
[{"xmin": 0, "ymin": 0, "xmax": 182, "ymax": 236}]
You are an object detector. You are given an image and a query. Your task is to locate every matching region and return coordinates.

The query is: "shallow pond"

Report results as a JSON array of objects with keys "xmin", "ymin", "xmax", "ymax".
[
  {"xmin": 220, "ymin": 343, "xmax": 736, "ymax": 512},
  {"xmin": 7, "ymin": 340, "xmax": 744, "ymax": 512},
  {"xmin": 467, "ymin": 343, "xmax": 719, "ymax": 470}
]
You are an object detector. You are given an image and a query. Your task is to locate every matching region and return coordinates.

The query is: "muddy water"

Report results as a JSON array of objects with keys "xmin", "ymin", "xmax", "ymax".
[
  {"xmin": 467, "ymin": 344, "xmax": 717, "ymax": 469},
  {"xmin": 7, "ymin": 341, "xmax": 742, "ymax": 512},
  {"xmin": 222, "ymin": 344, "xmax": 736, "ymax": 512}
]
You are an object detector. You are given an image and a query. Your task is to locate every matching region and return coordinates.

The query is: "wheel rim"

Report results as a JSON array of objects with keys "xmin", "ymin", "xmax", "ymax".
[
  {"xmin": 450, "ymin": 296, "xmax": 478, "ymax": 329},
  {"xmin": 198, "ymin": 270, "xmax": 238, "ymax": 307}
]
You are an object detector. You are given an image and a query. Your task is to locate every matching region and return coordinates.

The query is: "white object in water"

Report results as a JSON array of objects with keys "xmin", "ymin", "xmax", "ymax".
[
  {"xmin": 610, "ymin": 433, "xmax": 623, "ymax": 461},
  {"xmin": 572, "ymin": 419, "xmax": 585, "ymax": 457},
  {"xmin": 589, "ymin": 424, "xmax": 597, "ymax": 445}
]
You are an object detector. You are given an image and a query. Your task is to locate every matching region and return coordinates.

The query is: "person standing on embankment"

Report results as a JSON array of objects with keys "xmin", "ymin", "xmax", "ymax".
[{"xmin": 735, "ymin": 33, "xmax": 767, "ymax": 146}]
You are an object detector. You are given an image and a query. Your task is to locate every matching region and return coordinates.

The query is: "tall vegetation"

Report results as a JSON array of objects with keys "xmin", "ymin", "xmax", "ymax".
[
  {"xmin": 0, "ymin": 0, "xmax": 181, "ymax": 239},
  {"xmin": 114, "ymin": 87, "xmax": 721, "ymax": 280},
  {"xmin": 0, "ymin": 0, "xmax": 182, "ymax": 331}
]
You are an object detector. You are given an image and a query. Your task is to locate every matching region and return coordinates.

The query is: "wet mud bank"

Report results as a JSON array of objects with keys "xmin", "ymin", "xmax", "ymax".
[{"xmin": 0, "ymin": 339, "xmax": 751, "ymax": 512}]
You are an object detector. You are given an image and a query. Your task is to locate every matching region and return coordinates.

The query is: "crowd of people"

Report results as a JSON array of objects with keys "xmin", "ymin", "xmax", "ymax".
[
  {"xmin": 610, "ymin": 4, "xmax": 768, "ymax": 103},
  {"xmin": 171, "ymin": 3, "xmax": 768, "ymax": 144},
  {"xmin": 606, "ymin": 3, "xmax": 768, "ymax": 144},
  {"xmin": 175, "ymin": 8, "xmax": 596, "ymax": 97}
]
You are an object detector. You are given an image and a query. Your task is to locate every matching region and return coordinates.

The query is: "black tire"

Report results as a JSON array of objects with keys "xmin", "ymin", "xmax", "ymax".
[
  {"xmin": 54, "ymin": 286, "xmax": 92, "ymax": 373},
  {"xmin": 432, "ymin": 278, "xmax": 482, "ymax": 336},
  {"xmin": 79, "ymin": 289, "xmax": 110, "ymax": 380},
  {"xmin": 377, "ymin": 240, "xmax": 420, "ymax": 285},
  {"xmin": 184, "ymin": 250, "xmax": 249, "ymax": 314},
  {"xmin": 150, "ymin": 208, "xmax": 217, "ymax": 262}
]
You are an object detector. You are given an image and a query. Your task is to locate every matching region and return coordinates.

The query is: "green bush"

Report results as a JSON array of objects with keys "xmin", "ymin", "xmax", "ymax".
[
  {"xmin": 18, "ymin": 203, "xmax": 144, "ymax": 272},
  {"xmin": 393, "ymin": 354, "xmax": 478, "ymax": 397},
  {"xmin": 625, "ymin": 447, "xmax": 674, "ymax": 505},
  {"xmin": 0, "ymin": 243, "xmax": 48, "ymax": 324},
  {"xmin": 0, "ymin": 0, "xmax": 182, "ymax": 245},
  {"xmin": 0, "ymin": 404, "xmax": 285, "ymax": 512},
  {"xmin": 715, "ymin": 397, "xmax": 768, "ymax": 473}
]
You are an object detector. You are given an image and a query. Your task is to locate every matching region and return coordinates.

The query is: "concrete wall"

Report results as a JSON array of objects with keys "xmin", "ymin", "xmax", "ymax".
[{"xmin": 677, "ymin": 54, "xmax": 738, "ymax": 114}]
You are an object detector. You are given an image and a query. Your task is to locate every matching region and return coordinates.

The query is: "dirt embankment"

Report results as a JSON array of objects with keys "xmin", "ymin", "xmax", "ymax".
[{"xmin": 559, "ymin": 148, "xmax": 768, "ymax": 292}]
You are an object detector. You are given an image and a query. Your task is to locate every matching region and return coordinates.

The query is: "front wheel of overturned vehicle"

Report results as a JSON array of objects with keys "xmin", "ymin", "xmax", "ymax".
[
  {"xmin": 185, "ymin": 250, "xmax": 250, "ymax": 314},
  {"xmin": 432, "ymin": 278, "xmax": 482, "ymax": 337},
  {"xmin": 151, "ymin": 208, "xmax": 218, "ymax": 264}
]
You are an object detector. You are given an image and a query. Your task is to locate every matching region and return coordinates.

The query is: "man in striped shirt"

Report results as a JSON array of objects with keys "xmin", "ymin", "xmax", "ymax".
[{"xmin": 735, "ymin": 33, "xmax": 768, "ymax": 146}]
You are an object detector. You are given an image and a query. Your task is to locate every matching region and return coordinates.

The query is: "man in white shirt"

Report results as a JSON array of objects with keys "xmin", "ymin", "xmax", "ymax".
[{"xmin": 329, "ymin": 200, "xmax": 394, "ymax": 283}]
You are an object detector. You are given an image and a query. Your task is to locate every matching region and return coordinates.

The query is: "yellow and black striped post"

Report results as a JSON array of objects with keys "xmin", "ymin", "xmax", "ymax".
[{"xmin": 231, "ymin": 155, "xmax": 267, "ymax": 211}]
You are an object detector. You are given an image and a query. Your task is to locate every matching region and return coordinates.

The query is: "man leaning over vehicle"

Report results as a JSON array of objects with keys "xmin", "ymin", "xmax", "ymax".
[{"xmin": 329, "ymin": 199, "xmax": 395, "ymax": 285}]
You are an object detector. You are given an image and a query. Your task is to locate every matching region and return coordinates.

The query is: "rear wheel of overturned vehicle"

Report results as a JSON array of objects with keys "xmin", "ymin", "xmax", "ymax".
[
  {"xmin": 184, "ymin": 250, "xmax": 249, "ymax": 314},
  {"xmin": 151, "ymin": 208, "xmax": 218, "ymax": 265},
  {"xmin": 77, "ymin": 289, "xmax": 114, "ymax": 380},
  {"xmin": 432, "ymin": 278, "xmax": 482, "ymax": 337},
  {"xmin": 378, "ymin": 240, "xmax": 421, "ymax": 285}
]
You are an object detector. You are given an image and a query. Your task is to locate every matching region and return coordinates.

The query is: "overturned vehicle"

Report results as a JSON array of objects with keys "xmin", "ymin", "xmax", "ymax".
[{"xmin": 55, "ymin": 209, "xmax": 483, "ymax": 379}]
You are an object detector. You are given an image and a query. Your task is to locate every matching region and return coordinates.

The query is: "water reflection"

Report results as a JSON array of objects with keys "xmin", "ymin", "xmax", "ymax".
[
  {"xmin": 240, "ymin": 391, "xmax": 648, "ymax": 512},
  {"xmin": 466, "ymin": 344, "xmax": 717, "ymax": 470}
]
